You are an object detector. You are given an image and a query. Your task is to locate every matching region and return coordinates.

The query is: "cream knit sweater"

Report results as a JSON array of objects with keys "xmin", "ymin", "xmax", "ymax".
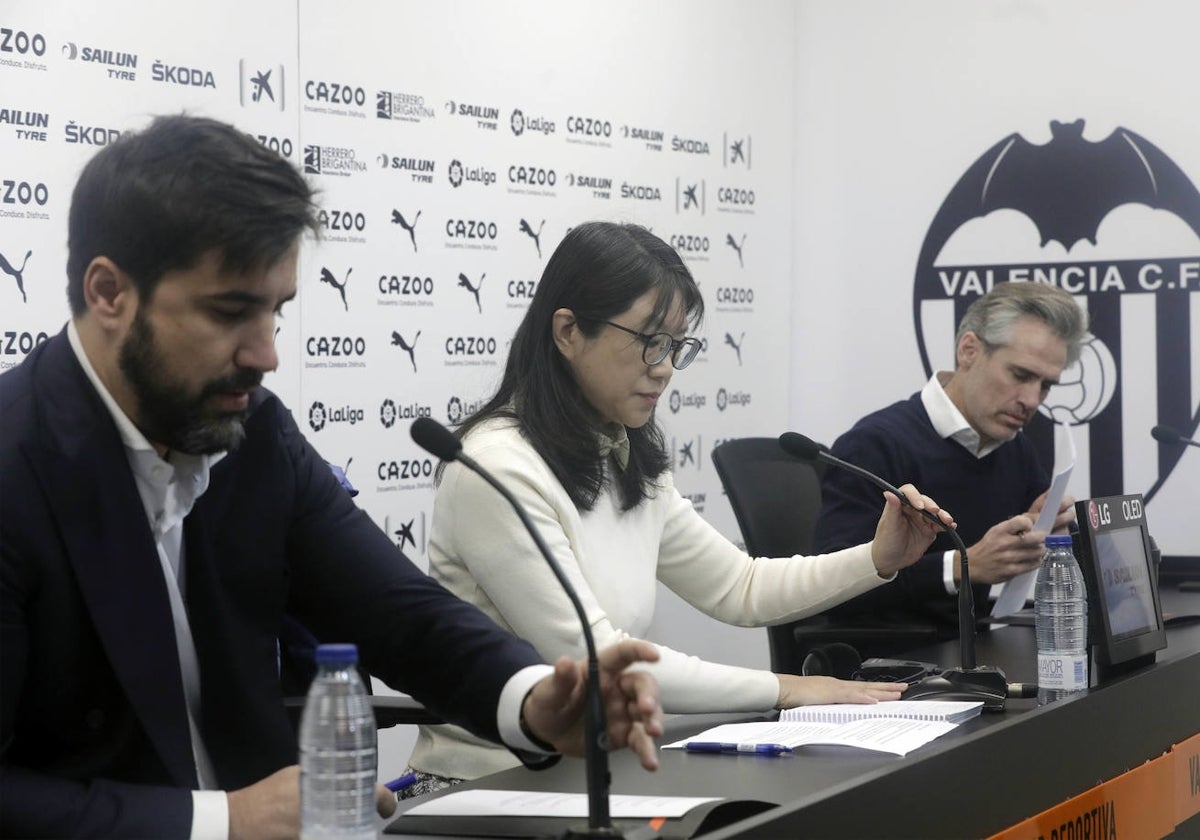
[{"xmin": 407, "ymin": 418, "xmax": 889, "ymax": 779}]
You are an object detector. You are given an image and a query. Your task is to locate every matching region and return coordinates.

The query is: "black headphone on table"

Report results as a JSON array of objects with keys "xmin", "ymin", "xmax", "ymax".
[{"xmin": 801, "ymin": 643, "xmax": 940, "ymax": 684}]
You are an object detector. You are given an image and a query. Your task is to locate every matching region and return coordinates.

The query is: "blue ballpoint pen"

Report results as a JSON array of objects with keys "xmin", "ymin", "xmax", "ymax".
[
  {"xmin": 685, "ymin": 742, "xmax": 793, "ymax": 756},
  {"xmin": 384, "ymin": 771, "xmax": 419, "ymax": 793}
]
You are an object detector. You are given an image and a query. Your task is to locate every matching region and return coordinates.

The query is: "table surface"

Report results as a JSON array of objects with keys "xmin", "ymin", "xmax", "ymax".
[{"xmin": 385, "ymin": 583, "xmax": 1200, "ymax": 839}]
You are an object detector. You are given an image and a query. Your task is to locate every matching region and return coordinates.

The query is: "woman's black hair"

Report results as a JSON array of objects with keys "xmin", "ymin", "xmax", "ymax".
[{"xmin": 454, "ymin": 221, "xmax": 704, "ymax": 510}]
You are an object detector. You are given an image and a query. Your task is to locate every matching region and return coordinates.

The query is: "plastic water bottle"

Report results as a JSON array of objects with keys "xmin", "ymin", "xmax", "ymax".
[
  {"xmin": 1035, "ymin": 535, "xmax": 1089, "ymax": 705},
  {"xmin": 300, "ymin": 643, "xmax": 377, "ymax": 839}
]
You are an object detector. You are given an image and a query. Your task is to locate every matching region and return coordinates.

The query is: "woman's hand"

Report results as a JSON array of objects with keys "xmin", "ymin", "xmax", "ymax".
[
  {"xmin": 775, "ymin": 674, "xmax": 907, "ymax": 709},
  {"xmin": 870, "ymin": 483, "xmax": 956, "ymax": 577}
]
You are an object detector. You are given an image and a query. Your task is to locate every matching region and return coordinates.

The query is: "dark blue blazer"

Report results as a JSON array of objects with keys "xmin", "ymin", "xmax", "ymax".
[{"xmin": 0, "ymin": 330, "xmax": 543, "ymax": 837}]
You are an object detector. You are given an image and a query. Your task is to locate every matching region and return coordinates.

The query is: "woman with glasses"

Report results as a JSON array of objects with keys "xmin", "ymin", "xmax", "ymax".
[{"xmin": 401, "ymin": 222, "xmax": 954, "ymax": 792}]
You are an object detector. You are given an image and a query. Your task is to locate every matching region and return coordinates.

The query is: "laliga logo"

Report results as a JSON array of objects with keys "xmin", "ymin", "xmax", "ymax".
[
  {"xmin": 448, "ymin": 159, "xmax": 464, "ymax": 188},
  {"xmin": 913, "ymin": 119, "xmax": 1200, "ymax": 503},
  {"xmin": 309, "ymin": 401, "xmax": 327, "ymax": 432}
]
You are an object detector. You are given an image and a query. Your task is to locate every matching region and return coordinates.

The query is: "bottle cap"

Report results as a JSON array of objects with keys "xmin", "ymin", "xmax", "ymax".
[
  {"xmin": 1045, "ymin": 534, "xmax": 1074, "ymax": 547},
  {"xmin": 314, "ymin": 643, "xmax": 359, "ymax": 666}
]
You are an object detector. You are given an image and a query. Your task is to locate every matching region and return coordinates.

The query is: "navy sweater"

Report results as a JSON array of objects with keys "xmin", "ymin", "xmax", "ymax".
[{"xmin": 812, "ymin": 393, "xmax": 1047, "ymax": 629}]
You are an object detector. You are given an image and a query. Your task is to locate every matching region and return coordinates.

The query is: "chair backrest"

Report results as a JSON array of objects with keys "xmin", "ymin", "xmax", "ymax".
[
  {"xmin": 711, "ymin": 438, "xmax": 826, "ymax": 674},
  {"xmin": 710, "ymin": 437, "xmax": 824, "ymax": 559},
  {"xmin": 711, "ymin": 437, "xmax": 942, "ymax": 675}
]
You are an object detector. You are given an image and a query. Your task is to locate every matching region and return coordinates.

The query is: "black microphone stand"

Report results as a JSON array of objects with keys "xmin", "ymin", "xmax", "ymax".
[
  {"xmin": 409, "ymin": 414, "xmax": 627, "ymax": 837},
  {"xmin": 456, "ymin": 450, "xmax": 621, "ymax": 837},
  {"xmin": 779, "ymin": 434, "xmax": 1009, "ymax": 711}
]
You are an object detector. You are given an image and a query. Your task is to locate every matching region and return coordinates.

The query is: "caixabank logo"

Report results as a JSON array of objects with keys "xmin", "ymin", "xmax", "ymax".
[
  {"xmin": 384, "ymin": 513, "xmax": 426, "ymax": 554},
  {"xmin": 723, "ymin": 133, "xmax": 751, "ymax": 169},
  {"xmin": 675, "ymin": 179, "xmax": 706, "ymax": 215},
  {"xmin": 914, "ymin": 119, "xmax": 1200, "ymax": 505},
  {"xmin": 238, "ymin": 60, "xmax": 284, "ymax": 110},
  {"xmin": 670, "ymin": 435, "xmax": 703, "ymax": 471}
]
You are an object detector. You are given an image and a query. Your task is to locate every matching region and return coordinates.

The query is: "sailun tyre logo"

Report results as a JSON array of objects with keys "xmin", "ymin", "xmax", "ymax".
[{"xmin": 913, "ymin": 119, "xmax": 1200, "ymax": 504}]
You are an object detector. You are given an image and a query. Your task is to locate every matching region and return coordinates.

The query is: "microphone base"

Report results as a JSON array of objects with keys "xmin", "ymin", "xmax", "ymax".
[{"xmin": 901, "ymin": 665, "xmax": 1009, "ymax": 712}]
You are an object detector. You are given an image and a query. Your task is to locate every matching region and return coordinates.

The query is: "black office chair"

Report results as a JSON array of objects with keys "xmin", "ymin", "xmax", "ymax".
[{"xmin": 711, "ymin": 437, "xmax": 939, "ymax": 676}]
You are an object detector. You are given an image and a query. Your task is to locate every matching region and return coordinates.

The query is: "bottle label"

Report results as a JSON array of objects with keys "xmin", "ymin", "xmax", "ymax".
[{"xmin": 1038, "ymin": 653, "xmax": 1088, "ymax": 690}]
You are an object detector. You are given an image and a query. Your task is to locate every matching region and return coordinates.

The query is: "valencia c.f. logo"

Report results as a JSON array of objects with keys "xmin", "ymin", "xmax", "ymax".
[{"xmin": 913, "ymin": 119, "xmax": 1200, "ymax": 505}]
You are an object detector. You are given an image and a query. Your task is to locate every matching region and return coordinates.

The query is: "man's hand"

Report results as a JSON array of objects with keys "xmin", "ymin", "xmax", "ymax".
[
  {"xmin": 228, "ymin": 766, "xmax": 299, "ymax": 840},
  {"xmin": 775, "ymin": 675, "xmax": 907, "ymax": 709},
  {"xmin": 956, "ymin": 514, "xmax": 1047, "ymax": 585},
  {"xmin": 1028, "ymin": 490, "xmax": 1076, "ymax": 535},
  {"xmin": 520, "ymin": 638, "xmax": 664, "ymax": 771},
  {"xmin": 870, "ymin": 483, "xmax": 957, "ymax": 576},
  {"xmin": 227, "ymin": 764, "xmax": 396, "ymax": 840}
]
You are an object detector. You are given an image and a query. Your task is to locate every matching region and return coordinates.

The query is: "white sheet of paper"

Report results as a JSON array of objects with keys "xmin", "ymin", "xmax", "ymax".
[
  {"xmin": 660, "ymin": 718, "xmax": 957, "ymax": 757},
  {"xmin": 402, "ymin": 789, "xmax": 722, "ymax": 818},
  {"xmin": 992, "ymin": 423, "xmax": 1076, "ymax": 617}
]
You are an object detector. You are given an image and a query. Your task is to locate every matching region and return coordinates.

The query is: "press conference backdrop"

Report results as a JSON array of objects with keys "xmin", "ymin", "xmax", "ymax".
[
  {"xmin": 5, "ymin": 0, "xmax": 1198, "ymax": 784},
  {"xmin": 1, "ymin": 0, "xmax": 794, "ymax": 779}
]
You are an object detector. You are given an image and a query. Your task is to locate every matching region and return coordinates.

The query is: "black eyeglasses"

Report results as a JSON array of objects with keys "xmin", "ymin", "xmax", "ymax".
[{"xmin": 600, "ymin": 320, "xmax": 702, "ymax": 370}]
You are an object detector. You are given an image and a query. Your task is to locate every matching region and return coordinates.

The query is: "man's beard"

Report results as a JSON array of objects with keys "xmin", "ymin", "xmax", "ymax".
[{"xmin": 118, "ymin": 311, "xmax": 262, "ymax": 455}]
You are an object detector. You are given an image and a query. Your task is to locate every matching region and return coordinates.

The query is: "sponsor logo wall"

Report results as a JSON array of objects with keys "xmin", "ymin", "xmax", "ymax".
[{"xmin": 1, "ymin": 0, "xmax": 794, "ymax": 713}]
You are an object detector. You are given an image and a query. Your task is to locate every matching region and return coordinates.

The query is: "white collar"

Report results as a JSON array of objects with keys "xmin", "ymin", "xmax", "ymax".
[{"xmin": 920, "ymin": 372, "xmax": 1003, "ymax": 459}]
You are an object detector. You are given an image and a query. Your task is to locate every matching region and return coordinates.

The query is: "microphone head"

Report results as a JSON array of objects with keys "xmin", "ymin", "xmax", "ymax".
[
  {"xmin": 1151, "ymin": 424, "xmax": 1182, "ymax": 445},
  {"xmin": 778, "ymin": 431, "xmax": 828, "ymax": 464},
  {"xmin": 410, "ymin": 417, "xmax": 463, "ymax": 461}
]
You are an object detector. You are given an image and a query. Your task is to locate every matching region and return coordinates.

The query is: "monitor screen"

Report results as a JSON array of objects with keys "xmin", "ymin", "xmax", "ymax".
[
  {"xmin": 1093, "ymin": 525, "xmax": 1157, "ymax": 640},
  {"xmin": 1073, "ymin": 494, "xmax": 1167, "ymax": 676}
]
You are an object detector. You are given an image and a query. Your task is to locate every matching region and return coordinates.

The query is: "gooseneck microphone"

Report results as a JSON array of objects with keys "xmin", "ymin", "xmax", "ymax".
[
  {"xmin": 778, "ymin": 432, "xmax": 1009, "ymax": 711},
  {"xmin": 411, "ymin": 417, "xmax": 620, "ymax": 838},
  {"xmin": 1151, "ymin": 424, "xmax": 1200, "ymax": 449}
]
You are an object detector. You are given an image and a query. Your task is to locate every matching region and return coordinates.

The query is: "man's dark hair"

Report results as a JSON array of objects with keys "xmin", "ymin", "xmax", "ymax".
[
  {"xmin": 66, "ymin": 114, "xmax": 318, "ymax": 315},
  {"xmin": 455, "ymin": 221, "xmax": 704, "ymax": 511}
]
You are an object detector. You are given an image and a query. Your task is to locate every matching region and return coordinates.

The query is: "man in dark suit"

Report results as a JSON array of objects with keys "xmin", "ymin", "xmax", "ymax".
[{"xmin": 0, "ymin": 115, "xmax": 663, "ymax": 839}]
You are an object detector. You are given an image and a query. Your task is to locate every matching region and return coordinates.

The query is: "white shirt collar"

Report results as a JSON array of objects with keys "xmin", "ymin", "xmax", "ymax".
[{"xmin": 920, "ymin": 371, "xmax": 1003, "ymax": 459}]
